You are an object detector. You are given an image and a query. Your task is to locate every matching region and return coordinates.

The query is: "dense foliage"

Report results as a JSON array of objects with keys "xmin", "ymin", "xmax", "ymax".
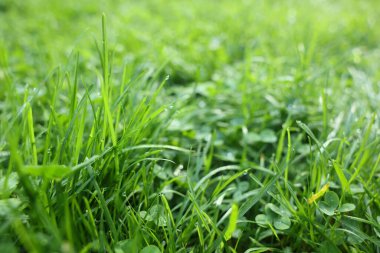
[{"xmin": 1, "ymin": 0, "xmax": 380, "ymax": 252}]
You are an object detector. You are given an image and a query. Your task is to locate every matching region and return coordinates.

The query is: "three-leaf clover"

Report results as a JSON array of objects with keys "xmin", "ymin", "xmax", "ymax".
[
  {"xmin": 255, "ymin": 203, "xmax": 291, "ymax": 230},
  {"xmin": 139, "ymin": 204, "xmax": 167, "ymax": 226},
  {"xmin": 319, "ymin": 191, "xmax": 355, "ymax": 216}
]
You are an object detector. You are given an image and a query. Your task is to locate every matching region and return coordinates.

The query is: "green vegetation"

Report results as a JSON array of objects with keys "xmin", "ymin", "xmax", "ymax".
[{"xmin": 1, "ymin": 0, "xmax": 380, "ymax": 252}]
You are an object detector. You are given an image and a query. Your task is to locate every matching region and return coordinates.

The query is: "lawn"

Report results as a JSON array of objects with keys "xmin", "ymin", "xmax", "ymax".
[{"xmin": 1, "ymin": 0, "xmax": 380, "ymax": 252}]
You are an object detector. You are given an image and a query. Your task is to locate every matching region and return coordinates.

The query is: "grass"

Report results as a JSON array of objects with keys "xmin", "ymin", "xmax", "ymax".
[{"xmin": 0, "ymin": 0, "xmax": 380, "ymax": 252}]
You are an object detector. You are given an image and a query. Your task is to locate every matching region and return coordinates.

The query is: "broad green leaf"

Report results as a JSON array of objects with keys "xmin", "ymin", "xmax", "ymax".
[
  {"xmin": 147, "ymin": 204, "xmax": 167, "ymax": 226},
  {"xmin": 115, "ymin": 239, "xmax": 139, "ymax": 253},
  {"xmin": 273, "ymin": 216, "xmax": 291, "ymax": 230},
  {"xmin": 255, "ymin": 214, "xmax": 270, "ymax": 227},
  {"xmin": 139, "ymin": 211, "xmax": 151, "ymax": 221},
  {"xmin": 245, "ymin": 132, "xmax": 261, "ymax": 144},
  {"xmin": 338, "ymin": 203, "xmax": 355, "ymax": 213},
  {"xmin": 265, "ymin": 203, "xmax": 291, "ymax": 217},
  {"xmin": 324, "ymin": 191, "xmax": 339, "ymax": 209},
  {"xmin": 153, "ymin": 164, "xmax": 170, "ymax": 180},
  {"xmin": 140, "ymin": 245, "xmax": 160, "ymax": 253},
  {"xmin": 260, "ymin": 129, "xmax": 277, "ymax": 143},
  {"xmin": 264, "ymin": 204, "xmax": 277, "ymax": 222},
  {"xmin": 319, "ymin": 202, "xmax": 336, "ymax": 216},
  {"xmin": 349, "ymin": 184, "xmax": 364, "ymax": 194},
  {"xmin": 319, "ymin": 191, "xmax": 339, "ymax": 216},
  {"xmin": 265, "ymin": 203, "xmax": 282, "ymax": 216}
]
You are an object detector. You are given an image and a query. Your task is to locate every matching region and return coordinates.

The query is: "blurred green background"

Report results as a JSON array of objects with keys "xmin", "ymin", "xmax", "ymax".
[
  {"xmin": 1, "ymin": 0, "xmax": 380, "ymax": 252},
  {"xmin": 1, "ymin": 0, "xmax": 379, "ymax": 86}
]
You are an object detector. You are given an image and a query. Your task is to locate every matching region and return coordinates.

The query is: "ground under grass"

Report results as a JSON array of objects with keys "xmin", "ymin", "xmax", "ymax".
[{"xmin": 0, "ymin": 0, "xmax": 380, "ymax": 252}]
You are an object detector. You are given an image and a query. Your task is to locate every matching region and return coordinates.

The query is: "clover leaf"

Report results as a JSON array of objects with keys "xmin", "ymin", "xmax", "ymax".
[
  {"xmin": 319, "ymin": 191, "xmax": 339, "ymax": 216},
  {"xmin": 273, "ymin": 216, "xmax": 291, "ymax": 230},
  {"xmin": 255, "ymin": 203, "xmax": 291, "ymax": 230},
  {"xmin": 338, "ymin": 203, "xmax": 356, "ymax": 213},
  {"xmin": 318, "ymin": 191, "xmax": 355, "ymax": 216}
]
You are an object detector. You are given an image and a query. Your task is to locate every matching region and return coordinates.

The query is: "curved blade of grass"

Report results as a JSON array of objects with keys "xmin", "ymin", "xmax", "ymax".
[
  {"xmin": 224, "ymin": 203, "xmax": 239, "ymax": 241},
  {"xmin": 239, "ymin": 165, "xmax": 284, "ymax": 217}
]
